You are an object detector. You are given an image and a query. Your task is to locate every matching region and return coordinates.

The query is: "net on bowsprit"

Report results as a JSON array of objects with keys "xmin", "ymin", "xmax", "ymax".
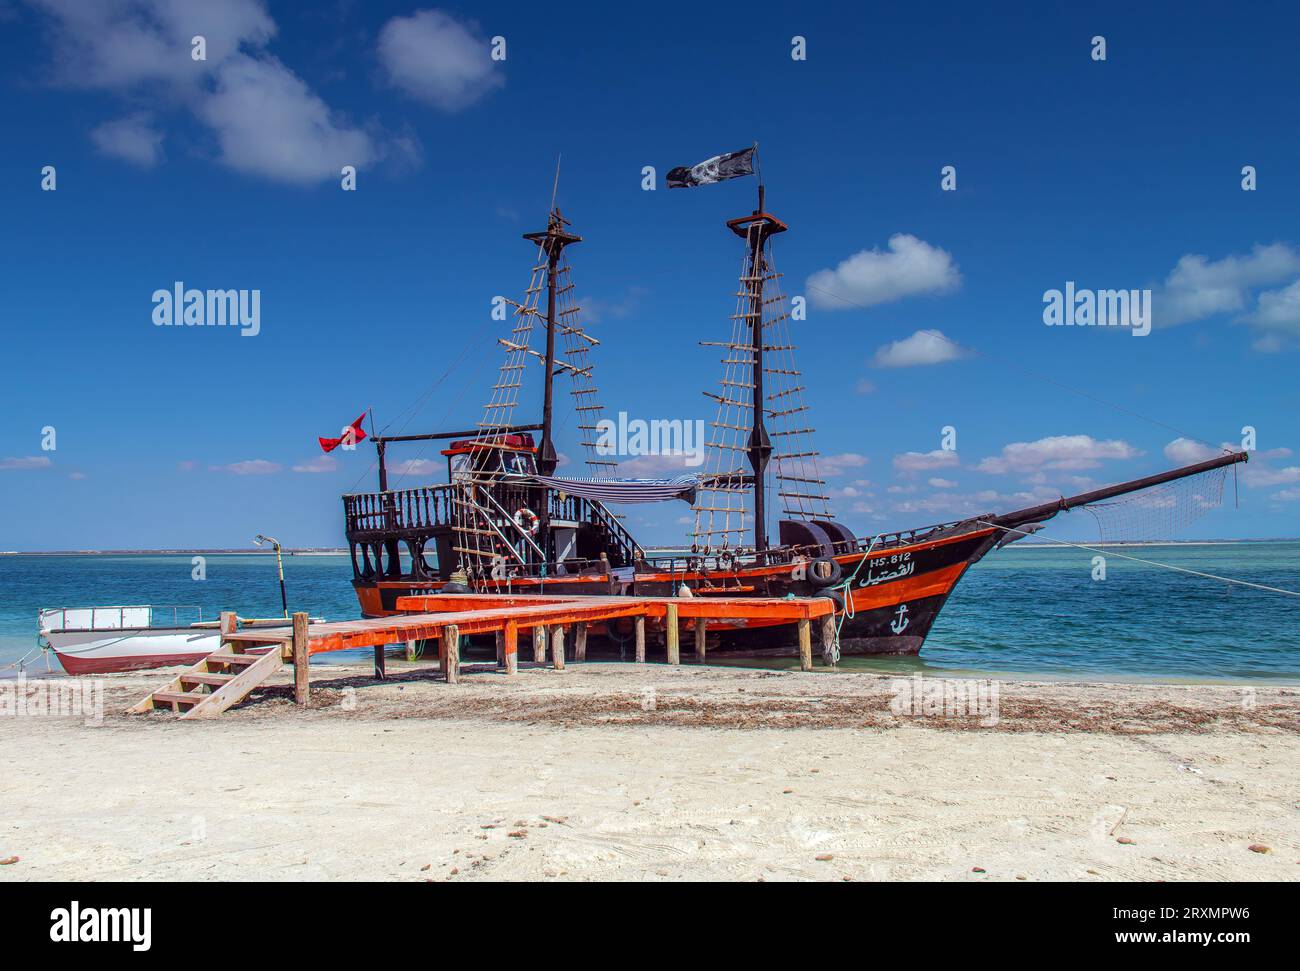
[{"xmin": 1081, "ymin": 463, "xmax": 1232, "ymax": 543}]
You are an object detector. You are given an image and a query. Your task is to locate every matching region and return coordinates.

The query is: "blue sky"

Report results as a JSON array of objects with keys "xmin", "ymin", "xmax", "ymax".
[{"xmin": 1, "ymin": 0, "xmax": 1298, "ymax": 551}]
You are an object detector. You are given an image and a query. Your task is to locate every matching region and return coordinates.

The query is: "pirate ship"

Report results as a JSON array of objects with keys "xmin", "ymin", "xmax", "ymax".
[{"xmin": 341, "ymin": 153, "xmax": 1248, "ymax": 658}]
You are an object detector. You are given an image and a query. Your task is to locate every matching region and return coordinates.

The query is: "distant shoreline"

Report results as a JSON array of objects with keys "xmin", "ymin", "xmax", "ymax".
[
  {"xmin": 4, "ymin": 539, "xmax": 1298, "ymax": 556},
  {"xmin": 0, "ymin": 549, "xmax": 349, "ymax": 557}
]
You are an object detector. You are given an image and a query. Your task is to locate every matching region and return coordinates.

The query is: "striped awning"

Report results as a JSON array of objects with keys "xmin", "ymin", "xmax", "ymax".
[{"xmin": 529, "ymin": 473, "xmax": 698, "ymax": 504}]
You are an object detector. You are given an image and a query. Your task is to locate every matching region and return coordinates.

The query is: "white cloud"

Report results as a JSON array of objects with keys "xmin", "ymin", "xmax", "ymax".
[
  {"xmin": 90, "ymin": 112, "xmax": 163, "ymax": 166},
  {"xmin": 1245, "ymin": 465, "xmax": 1300, "ymax": 488},
  {"xmin": 200, "ymin": 54, "xmax": 380, "ymax": 185},
  {"xmin": 1163, "ymin": 437, "xmax": 1224, "ymax": 465},
  {"xmin": 892, "ymin": 486, "xmax": 1060, "ymax": 518},
  {"xmin": 68, "ymin": 471, "xmax": 87, "ymax": 480},
  {"xmin": 29, "ymin": 0, "xmax": 275, "ymax": 89},
  {"xmin": 617, "ymin": 453, "xmax": 697, "ymax": 477},
  {"xmin": 1245, "ymin": 278, "xmax": 1300, "ymax": 351},
  {"xmin": 378, "ymin": 9, "xmax": 504, "ymax": 111},
  {"xmin": 872, "ymin": 329, "xmax": 968, "ymax": 368},
  {"xmin": 211, "ymin": 459, "xmax": 281, "ymax": 474},
  {"xmin": 975, "ymin": 435, "xmax": 1139, "ymax": 474},
  {"xmin": 892, "ymin": 450, "xmax": 959, "ymax": 473},
  {"xmin": 819, "ymin": 452, "xmax": 868, "ymax": 476},
  {"xmin": 807, "ymin": 234, "xmax": 960, "ymax": 309},
  {"xmin": 292, "ymin": 455, "xmax": 337, "ymax": 473},
  {"xmin": 1157, "ymin": 243, "xmax": 1300, "ymax": 326},
  {"xmin": 30, "ymin": 1, "xmax": 388, "ymax": 185},
  {"xmin": 0, "ymin": 456, "xmax": 53, "ymax": 470},
  {"xmin": 854, "ymin": 378, "xmax": 876, "ymax": 394},
  {"xmin": 1271, "ymin": 488, "xmax": 1300, "ymax": 501},
  {"xmin": 928, "ymin": 477, "xmax": 957, "ymax": 488},
  {"xmin": 390, "ymin": 459, "xmax": 442, "ymax": 477}
]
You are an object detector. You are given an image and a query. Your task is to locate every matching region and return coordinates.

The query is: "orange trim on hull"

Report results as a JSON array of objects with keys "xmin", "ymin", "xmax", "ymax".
[{"xmin": 847, "ymin": 562, "xmax": 967, "ymax": 612}]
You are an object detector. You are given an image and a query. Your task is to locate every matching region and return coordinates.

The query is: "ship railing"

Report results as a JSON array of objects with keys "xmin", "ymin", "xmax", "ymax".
[
  {"xmin": 639, "ymin": 520, "xmax": 969, "ymax": 574},
  {"xmin": 471, "ymin": 557, "xmax": 615, "ymax": 585},
  {"xmin": 38, "ymin": 604, "xmax": 208, "ymax": 632},
  {"xmin": 343, "ymin": 484, "xmax": 455, "ymax": 535},
  {"xmin": 852, "ymin": 520, "xmax": 964, "ymax": 552}
]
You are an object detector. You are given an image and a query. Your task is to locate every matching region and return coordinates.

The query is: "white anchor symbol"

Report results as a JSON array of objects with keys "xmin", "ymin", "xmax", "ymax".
[{"xmin": 890, "ymin": 604, "xmax": 910, "ymax": 634}]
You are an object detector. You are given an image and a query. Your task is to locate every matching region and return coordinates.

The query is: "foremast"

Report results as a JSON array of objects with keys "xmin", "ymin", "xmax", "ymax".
[{"xmin": 450, "ymin": 205, "xmax": 616, "ymax": 583}]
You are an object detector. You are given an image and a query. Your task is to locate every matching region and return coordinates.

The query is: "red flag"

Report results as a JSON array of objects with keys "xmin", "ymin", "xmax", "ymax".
[{"xmin": 319, "ymin": 412, "xmax": 368, "ymax": 453}]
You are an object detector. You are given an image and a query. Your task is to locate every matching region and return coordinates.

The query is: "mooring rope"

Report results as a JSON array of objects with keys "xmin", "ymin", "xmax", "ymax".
[
  {"xmin": 814, "ymin": 532, "xmax": 884, "ymax": 665},
  {"xmin": 0, "ymin": 640, "xmax": 53, "ymax": 674},
  {"xmin": 975, "ymin": 520, "xmax": 1300, "ymax": 599}
]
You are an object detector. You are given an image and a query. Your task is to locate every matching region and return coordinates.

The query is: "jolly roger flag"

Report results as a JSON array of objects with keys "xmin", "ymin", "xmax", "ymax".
[{"xmin": 666, "ymin": 147, "xmax": 756, "ymax": 188}]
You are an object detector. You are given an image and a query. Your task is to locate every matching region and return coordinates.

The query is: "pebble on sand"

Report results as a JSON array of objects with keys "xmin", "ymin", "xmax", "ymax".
[
  {"xmin": 971, "ymin": 866, "xmax": 986, "ymax": 873},
  {"xmin": 0, "ymin": 856, "xmax": 18, "ymax": 865},
  {"xmin": 1247, "ymin": 844, "xmax": 1272, "ymax": 854},
  {"xmin": 1117, "ymin": 837, "xmax": 1136, "ymax": 845},
  {"xmin": 814, "ymin": 853, "xmax": 833, "ymax": 861}
]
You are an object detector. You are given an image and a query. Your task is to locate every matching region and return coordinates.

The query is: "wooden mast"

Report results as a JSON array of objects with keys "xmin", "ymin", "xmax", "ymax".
[
  {"xmin": 523, "ymin": 209, "xmax": 581, "ymax": 475},
  {"xmin": 729, "ymin": 184, "xmax": 784, "ymax": 555},
  {"xmin": 748, "ymin": 183, "xmax": 772, "ymax": 553}
]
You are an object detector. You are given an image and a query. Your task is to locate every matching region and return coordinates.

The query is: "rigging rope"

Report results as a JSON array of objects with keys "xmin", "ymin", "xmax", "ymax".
[{"xmin": 975, "ymin": 520, "xmax": 1300, "ymax": 599}]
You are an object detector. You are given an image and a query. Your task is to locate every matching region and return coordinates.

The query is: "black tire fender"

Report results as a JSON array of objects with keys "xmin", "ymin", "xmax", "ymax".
[{"xmin": 807, "ymin": 556, "xmax": 842, "ymax": 589}]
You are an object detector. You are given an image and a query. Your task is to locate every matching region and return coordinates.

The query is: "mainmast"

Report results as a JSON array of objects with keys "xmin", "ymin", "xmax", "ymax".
[
  {"xmin": 736, "ymin": 184, "xmax": 779, "ymax": 552},
  {"xmin": 523, "ymin": 208, "xmax": 581, "ymax": 475},
  {"xmin": 693, "ymin": 181, "xmax": 833, "ymax": 557}
]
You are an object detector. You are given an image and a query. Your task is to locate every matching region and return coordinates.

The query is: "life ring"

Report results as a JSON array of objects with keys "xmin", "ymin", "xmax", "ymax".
[
  {"xmin": 514, "ymin": 507, "xmax": 540, "ymax": 535},
  {"xmin": 806, "ymin": 556, "xmax": 842, "ymax": 589}
]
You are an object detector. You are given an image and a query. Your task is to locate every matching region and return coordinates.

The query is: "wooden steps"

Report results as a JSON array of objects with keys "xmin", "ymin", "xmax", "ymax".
[{"xmin": 128, "ymin": 616, "xmax": 288, "ymax": 718}]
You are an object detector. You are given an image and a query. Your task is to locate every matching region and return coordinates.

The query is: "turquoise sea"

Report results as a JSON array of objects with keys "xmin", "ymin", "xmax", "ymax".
[{"xmin": 2, "ymin": 542, "xmax": 1298, "ymax": 682}]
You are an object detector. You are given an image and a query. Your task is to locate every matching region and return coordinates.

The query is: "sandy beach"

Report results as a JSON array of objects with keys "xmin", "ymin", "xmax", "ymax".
[{"xmin": 2, "ymin": 661, "xmax": 1297, "ymax": 882}]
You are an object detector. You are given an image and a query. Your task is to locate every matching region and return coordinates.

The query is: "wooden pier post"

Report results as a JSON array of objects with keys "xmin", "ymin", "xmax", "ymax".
[
  {"xmin": 634, "ymin": 615, "xmax": 646, "ymax": 664},
  {"xmin": 373, "ymin": 645, "xmax": 386, "ymax": 680},
  {"xmin": 292, "ymin": 611, "xmax": 310, "ymax": 707},
  {"xmin": 666, "ymin": 604, "xmax": 680, "ymax": 665},
  {"xmin": 219, "ymin": 611, "xmax": 237, "ymax": 641},
  {"xmin": 503, "ymin": 620, "xmax": 518, "ymax": 675},
  {"xmin": 533, "ymin": 626, "xmax": 547, "ymax": 663},
  {"xmin": 575, "ymin": 623, "xmax": 587, "ymax": 662},
  {"xmin": 552, "ymin": 625, "xmax": 566, "ymax": 670},
  {"xmin": 694, "ymin": 618, "xmax": 707, "ymax": 662},
  {"xmin": 495, "ymin": 629, "xmax": 505, "ymax": 667},
  {"xmin": 797, "ymin": 617, "xmax": 813, "ymax": 672},
  {"xmin": 820, "ymin": 614, "xmax": 836, "ymax": 664},
  {"xmin": 445, "ymin": 625, "xmax": 460, "ymax": 684}
]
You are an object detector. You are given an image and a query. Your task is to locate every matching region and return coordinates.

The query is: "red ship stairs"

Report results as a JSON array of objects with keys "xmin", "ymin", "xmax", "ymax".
[{"xmin": 127, "ymin": 614, "xmax": 289, "ymax": 719}]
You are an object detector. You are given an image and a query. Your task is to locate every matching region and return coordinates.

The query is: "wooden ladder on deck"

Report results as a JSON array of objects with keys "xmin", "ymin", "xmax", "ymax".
[{"xmin": 127, "ymin": 619, "xmax": 289, "ymax": 719}]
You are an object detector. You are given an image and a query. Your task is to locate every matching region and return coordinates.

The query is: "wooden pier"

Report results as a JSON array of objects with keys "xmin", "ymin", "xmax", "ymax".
[{"xmin": 127, "ymin": 593, "xmax": 836, "ymax": 719}]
